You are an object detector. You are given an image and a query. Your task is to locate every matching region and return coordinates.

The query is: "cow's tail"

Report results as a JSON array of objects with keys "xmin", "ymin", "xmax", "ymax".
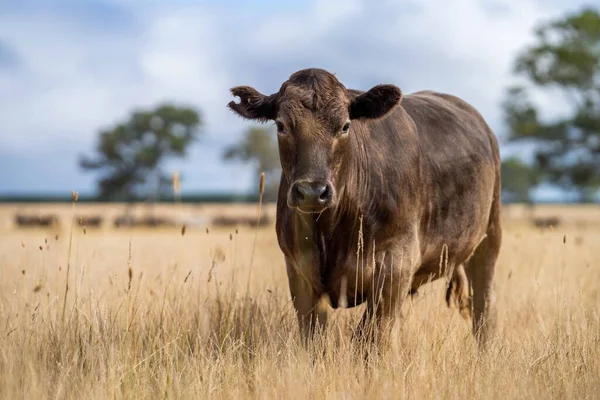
[{"xmin": 445, "ymin": 264, "xmax": 472, "ymax": 320}]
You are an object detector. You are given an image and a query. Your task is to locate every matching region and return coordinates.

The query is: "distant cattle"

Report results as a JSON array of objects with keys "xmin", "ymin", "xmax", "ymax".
[
  {"xmin": 228, "ymin": 68, "xmax": 501, "ymax": 348},
  {"xmin": 139, "ymin": 215, "xmax": 176, "ymax": 227},
  {"xmin": 113, "ymin": 215, "xmax": 176, "ymax": 228},
  {"xmin": 212, "ymin": 215, "xmax": 271, "ymax": 228},
  {"xmin": 113, "ymin": 215, "xmax": 136, "ymax": 228},
  {"xmin": 14, "ymin": 214, "xmax": 59, "ymax": 228},
  {"xmin": 75, "ymin": 215, "xmax": 103, "ymax": 228},
  {"xmin": 531, "ymin": 216, "xmax": 561, "ymax": 229}
]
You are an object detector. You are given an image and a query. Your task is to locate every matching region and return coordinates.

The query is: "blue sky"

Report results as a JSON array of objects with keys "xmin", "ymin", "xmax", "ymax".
[{"xmin": 0, "ymin": 0, "xmax": 593, "ymax": 200}]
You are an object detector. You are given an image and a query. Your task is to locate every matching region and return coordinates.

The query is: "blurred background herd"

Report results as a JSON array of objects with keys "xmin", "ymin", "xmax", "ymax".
[{"xmin": 0, "ymin": 1, "xmax": 598, "ymax": 229}]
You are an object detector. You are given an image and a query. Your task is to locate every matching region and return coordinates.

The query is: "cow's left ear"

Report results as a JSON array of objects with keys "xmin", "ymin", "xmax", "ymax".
[
  {"xmin": 228, "ymin": 86, "xmax": 277, "ymax": 122},
  {"xmin": 349, "ymin": 84, "xmax": 402, "ymax": 120}
]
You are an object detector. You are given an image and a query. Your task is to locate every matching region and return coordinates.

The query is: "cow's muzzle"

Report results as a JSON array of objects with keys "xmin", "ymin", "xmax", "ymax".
[{"xmin": 288, "ymin": 180, "xmax": 334, "ymax": 212}]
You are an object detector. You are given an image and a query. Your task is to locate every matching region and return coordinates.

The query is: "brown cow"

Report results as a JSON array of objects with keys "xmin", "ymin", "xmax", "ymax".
[{"xmin": 228, "ymin": 68, "xmax": 501, "ymax": 348}]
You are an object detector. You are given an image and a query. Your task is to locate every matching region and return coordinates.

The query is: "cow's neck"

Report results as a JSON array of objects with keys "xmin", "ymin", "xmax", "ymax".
[{"xmin": 293, "ymin": 201, "xmax": 368, "ymax": 256}]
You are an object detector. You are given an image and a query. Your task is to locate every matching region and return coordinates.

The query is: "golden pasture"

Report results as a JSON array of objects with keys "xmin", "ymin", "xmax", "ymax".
[{"xmin": 0, "ymin": 202, "xmax": 599, "ymax": 399}]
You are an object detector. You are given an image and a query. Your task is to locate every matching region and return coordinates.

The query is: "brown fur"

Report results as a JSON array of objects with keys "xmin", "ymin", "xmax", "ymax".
[
  {"xmin": 446, "ymin": 264, "xmax": 472, "ymax": 320},
  {"xmin": 228, "ymin": 68, "xmax": 502, "ymax": 348}
]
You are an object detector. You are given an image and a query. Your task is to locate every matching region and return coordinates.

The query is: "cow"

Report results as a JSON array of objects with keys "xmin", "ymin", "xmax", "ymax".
[{"xmin": 227, "ymin": 68, "xmax": 502, "ymax": 348}]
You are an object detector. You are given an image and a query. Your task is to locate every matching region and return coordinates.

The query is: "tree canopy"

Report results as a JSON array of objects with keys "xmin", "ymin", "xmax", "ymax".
[
  {"xmin": 502, "ymin": 7, "xmax": 600, "ymax": 202},
  {"xmin": 223, "ymin": 126, "xmax": 281, "ymax": 201},
  {"xmin": 501, "ymin": 157, "xmax": 541, "ymax": 203},
  {"xmin": 80, "ymin": 103, "xmax": 201, "ymax": 201}
]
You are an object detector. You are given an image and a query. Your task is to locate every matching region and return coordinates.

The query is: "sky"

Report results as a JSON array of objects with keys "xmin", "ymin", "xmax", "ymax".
[{"xmin": 0, "ymin": 0, "xmax": 594, "ymax": 200}]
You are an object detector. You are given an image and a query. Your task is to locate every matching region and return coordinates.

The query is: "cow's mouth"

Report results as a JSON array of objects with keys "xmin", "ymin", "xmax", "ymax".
[{"xmin": 294, "ymin": 205, "xmax": 329, "ymax": 214}]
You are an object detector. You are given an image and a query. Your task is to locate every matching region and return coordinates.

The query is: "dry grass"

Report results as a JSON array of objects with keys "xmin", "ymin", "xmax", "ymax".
[{"xmin": 0, "ymin": 202, "xmax": 599, "ymax": 399}]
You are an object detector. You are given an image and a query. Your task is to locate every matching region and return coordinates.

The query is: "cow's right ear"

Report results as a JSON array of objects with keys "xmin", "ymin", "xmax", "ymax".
[{"xmin": 227, "ymin": 86, "xmax": 277, "ymax": 122}]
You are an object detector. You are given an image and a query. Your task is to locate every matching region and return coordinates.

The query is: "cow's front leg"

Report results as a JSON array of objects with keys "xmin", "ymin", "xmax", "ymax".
[
  {"xmin": 354, "ymin": 237, "xmax": 420, "ymax": 349},
  {"xmin": 285, "ymin": 256, "xmax": 326, "ymax": 346}
]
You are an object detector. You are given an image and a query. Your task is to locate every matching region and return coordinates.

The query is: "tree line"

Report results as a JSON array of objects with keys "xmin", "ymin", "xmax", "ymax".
[{"xmin": 81, "ymin": 7, "xmax": 599, "ymax": 203}]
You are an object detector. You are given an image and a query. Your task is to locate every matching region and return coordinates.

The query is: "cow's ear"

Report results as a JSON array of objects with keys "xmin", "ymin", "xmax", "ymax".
[
  {"xmin": 349, "ymin": 84, "xmax": 402, "ymax": 120},
  {"xmin": 228, "ymin": 86, "xmax": 277, "ymax": 122}
]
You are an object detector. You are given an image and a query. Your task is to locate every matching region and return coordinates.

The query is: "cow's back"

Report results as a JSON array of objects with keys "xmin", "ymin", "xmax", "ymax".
[{"xmin": 399, "ymin": 91, "xmax": 500, "ymax": 270}]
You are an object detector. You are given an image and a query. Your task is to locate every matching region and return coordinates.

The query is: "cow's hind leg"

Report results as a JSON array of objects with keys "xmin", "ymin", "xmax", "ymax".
[{"xmin": 465, "ymin": 209, "xmax": 501, "ymax": 347}]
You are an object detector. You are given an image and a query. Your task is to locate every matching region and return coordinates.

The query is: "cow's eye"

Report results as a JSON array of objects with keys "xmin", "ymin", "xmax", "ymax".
[
  {"xmin": 275, "ymin": 121, "xmax": 285, "ymax": 134},
  {"xmin": 341, "ymin": 122, "xmax": 351, "ymax": 134}
]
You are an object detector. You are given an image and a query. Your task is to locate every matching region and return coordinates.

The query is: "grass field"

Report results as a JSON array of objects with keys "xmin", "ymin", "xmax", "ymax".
[{"xmin": 0, "ymin": 202, "xmax": 599, "ymax": 399}]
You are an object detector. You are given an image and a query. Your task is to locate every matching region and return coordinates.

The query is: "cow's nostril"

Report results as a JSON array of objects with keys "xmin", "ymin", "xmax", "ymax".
[
  {"xmin": 295, "ymin": 186, "xmax": 305, "ymax": 201},
  {"xmin": 319, "ymin": 186, "xmax": 330, "ymax": 202}
]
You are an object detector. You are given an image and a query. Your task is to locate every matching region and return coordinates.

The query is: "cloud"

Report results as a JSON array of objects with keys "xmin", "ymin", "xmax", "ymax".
[{"xmin": 0, "ymin": 0, "xmax": 591, "ymax": 195}]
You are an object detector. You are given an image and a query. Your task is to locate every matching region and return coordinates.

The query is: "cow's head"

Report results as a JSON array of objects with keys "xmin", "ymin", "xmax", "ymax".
[{"xmin": 228, "ymin": 68, "xmax": 402, "ymax": 213}]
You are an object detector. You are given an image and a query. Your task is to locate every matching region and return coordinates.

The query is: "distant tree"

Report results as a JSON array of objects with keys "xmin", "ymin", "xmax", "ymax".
[
  {"xmin": 223, "ymin": 126, "xmax": 281, "ymax": 201},
  {"xmin": 80, "ymin": 104, "xmax": 201, "ymax": 201},
  {"xmin": 502, "ymin": 7, "xmax": 600, "ymax": 202},
  {"xmin": 501, "ymin": 157, "xmax": 541, "ymax": 203}
]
